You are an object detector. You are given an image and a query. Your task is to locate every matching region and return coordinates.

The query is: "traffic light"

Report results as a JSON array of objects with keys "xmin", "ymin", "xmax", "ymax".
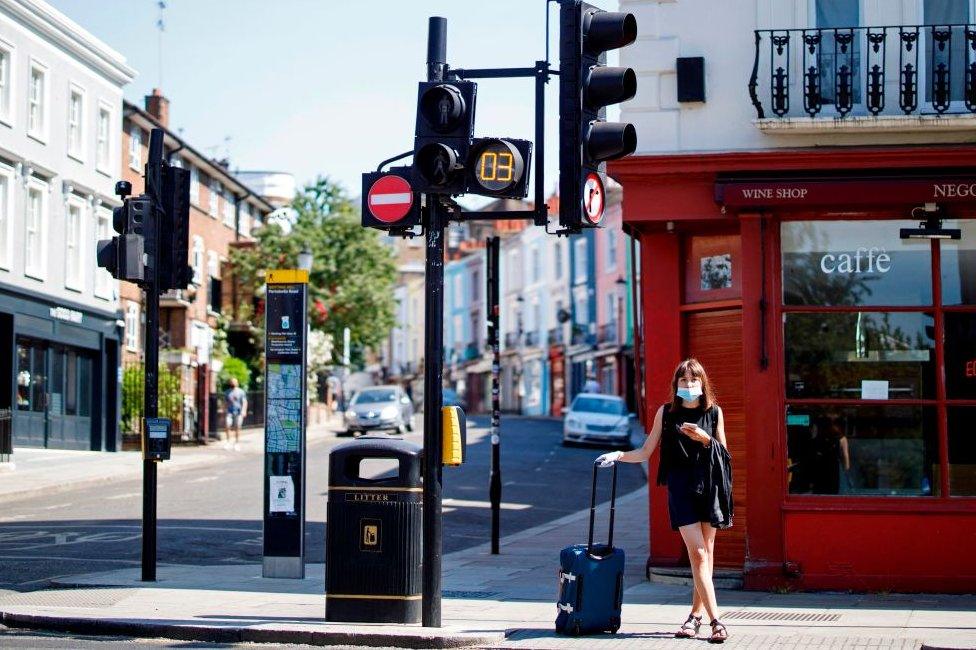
[
  {"xmin": 158, "ymin": 165, "xmax": 193, "ymax": 290},
  {"xmin": 413, "ymin": 80, "xmax": 477, "ymax": 194},
  {"xmin": 559, "ymin": 0, "xmax": 637, "ymax": 229},
  {"xmin": 466, "ymin": 137, "xmax": 532, "ymax": 199},
  {"xmin": 97, "ymin": 181, "xmax": 148, "ymax": 283}
]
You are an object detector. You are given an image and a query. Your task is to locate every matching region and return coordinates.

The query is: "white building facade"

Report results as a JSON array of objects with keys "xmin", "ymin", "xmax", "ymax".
[{"xmin": 0, "ymin": 0, "xmax": 134, "ymax": 451}]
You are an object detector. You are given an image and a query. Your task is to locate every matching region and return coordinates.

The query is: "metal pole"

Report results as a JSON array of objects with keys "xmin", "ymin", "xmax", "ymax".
[
  {"xmin": 141, "ymin": 129, "xmax": 164, "ymax": 582},
  {"xmin": 422, "ymin": 16, "xmax": 447, "ymax": 628},
  {"xmin": 487, "ymin": 237, "xmax": 501, "ymax": 554}
]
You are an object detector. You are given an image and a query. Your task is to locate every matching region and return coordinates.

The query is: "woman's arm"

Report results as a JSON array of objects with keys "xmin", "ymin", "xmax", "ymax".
[
  {"xmin": 714, "ymin": 405, "xmax": 728, "ymax": 451},
  {"xmin": 618, "ymin": 405, "xmax": 664, "ymax": 463}
]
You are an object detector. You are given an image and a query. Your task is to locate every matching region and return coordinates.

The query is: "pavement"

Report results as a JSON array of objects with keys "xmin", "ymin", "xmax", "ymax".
[
  {"xmin": 0, "ymin": 421, "xmax": 976, "ymax": 650},
  {"xmin": 2, "ymin": 436, "xmax": 974, "ymax": 650}
]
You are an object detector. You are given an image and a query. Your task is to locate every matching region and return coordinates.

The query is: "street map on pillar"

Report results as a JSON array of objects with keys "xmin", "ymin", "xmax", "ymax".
[{"xmin": 266, "ymin": 363, "xmax": 302, "ymax": 453}]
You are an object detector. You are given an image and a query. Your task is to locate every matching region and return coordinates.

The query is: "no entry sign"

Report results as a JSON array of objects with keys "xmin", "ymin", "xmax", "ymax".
[
  {"xmin": 367, "ymin": 174, "xmax": 414, "ymax": 224},
  {"xmin": 583, "ymin": 172, "xmax": 605, "ymax": 225}
]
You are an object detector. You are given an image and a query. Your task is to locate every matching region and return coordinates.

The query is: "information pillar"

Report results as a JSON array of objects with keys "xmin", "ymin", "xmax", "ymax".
[{"xmin": 262, "ymin": 269, "xmax": 309, "ymax": 579}]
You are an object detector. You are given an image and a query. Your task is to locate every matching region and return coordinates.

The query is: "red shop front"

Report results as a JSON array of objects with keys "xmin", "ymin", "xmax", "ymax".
[{"xmin": 612, "ymin": 146, "xmax": 976, "ymax": 592}]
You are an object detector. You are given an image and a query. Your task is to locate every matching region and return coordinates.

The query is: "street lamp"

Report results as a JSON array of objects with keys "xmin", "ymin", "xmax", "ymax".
[
  {"xmin": 615, "ymin": 275, "xmax": 627, "ymax": 345},
  {"xmin": 297, "ymin": 247, "xmax": 314, "ymax": 272}
]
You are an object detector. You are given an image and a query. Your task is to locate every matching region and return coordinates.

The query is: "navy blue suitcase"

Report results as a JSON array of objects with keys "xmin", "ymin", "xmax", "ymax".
[{"xmin": 555, "ymin": 461, "xmax": 625, "ymax": 636}]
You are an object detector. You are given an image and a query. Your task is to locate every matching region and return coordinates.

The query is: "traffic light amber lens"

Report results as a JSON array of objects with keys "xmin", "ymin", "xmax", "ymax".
[{"xmin": 473, "ymin": 140, "xmax": 524, "ymax": 193}]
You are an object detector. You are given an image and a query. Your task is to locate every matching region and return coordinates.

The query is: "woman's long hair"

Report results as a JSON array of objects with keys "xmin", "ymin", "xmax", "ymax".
[{"xmin": 668, "ymin": 357, "xmax": 716, "ymax": 412}]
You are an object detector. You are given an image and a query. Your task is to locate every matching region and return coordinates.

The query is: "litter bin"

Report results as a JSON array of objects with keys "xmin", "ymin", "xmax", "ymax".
[{"xmin": 325, "ymin": 435, "xmax": 422, "ymax": 623}]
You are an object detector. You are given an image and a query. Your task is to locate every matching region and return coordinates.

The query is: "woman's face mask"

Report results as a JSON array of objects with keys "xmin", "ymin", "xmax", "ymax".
[{"xmin": 676, "ymin": 378, "xmax": 703, "ymax": 402}]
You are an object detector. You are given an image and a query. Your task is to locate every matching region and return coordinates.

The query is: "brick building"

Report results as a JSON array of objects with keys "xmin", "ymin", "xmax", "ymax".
[{"xmin": 120, "ymin": 89, "xmax": 273, "ymax": 439}]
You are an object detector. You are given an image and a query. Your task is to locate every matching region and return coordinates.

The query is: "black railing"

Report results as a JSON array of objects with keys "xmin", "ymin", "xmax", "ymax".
[
  {"xmin": 524, "ymin": 330, "xmax": 539, "ymax": 347},
  {"xmin": 505, "ymin": 332, "xmax": 520, "ymax": 347},
  {"xmin": 751, "ymin": 25, "xmax": 976, "ymax": 119},
  {"xmin": 571, "ymin": 326, "xmax": 594, "ymax": 346}
]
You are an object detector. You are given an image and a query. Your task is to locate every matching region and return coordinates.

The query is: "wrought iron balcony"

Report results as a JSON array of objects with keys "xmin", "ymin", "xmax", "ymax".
[
  {"xmin": 524, "ymin": 331, "xmax": 539, "ymax": 347},
  {"xmin": 504, "ymin": 332, "xmax": 520, "ymax": 347},
  {"xmin": 598, "ymin": 322, "xmax": 619, "ymax": 345},
  {"xmin": 750, "ymin": 24, "xmax": 976, "ymax": 120}
]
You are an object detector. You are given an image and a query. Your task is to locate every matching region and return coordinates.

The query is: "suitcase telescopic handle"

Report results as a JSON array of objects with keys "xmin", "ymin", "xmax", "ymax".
[{"xmin": 588, "ymin": 460, "xmax": 618, "ymax": 554}]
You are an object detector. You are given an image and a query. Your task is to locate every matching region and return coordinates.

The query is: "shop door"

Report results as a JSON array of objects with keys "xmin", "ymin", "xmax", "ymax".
[
  {"xmin": 685, "ymin": 309, "xmax": 747, "ymax": 570},
  {"xmin": 14, "ymin": 340, "xmax": 47, "ymax": 447}
]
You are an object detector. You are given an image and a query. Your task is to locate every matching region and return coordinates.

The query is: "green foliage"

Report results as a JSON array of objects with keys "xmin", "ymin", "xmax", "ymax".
[
  {"xmin": 121, "ymin": 362, "xmax": 183, "ymax": 434},
  {"xmin": 219, "ymin": 356, "xmax": 251, "ymax": 391},
  {"xmin": 228, "ymin": 176, "xmax": 397, "ymax": 356}
]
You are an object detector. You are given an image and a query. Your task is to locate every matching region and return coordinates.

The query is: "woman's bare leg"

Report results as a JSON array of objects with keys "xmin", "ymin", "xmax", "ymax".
[
  {"xmin": 679, "ymin": 522, "xmax": 720, "ymax": 623},
  {"xmin": 689, "ymin": 522, "xmax": 716, "ymax": 617}
]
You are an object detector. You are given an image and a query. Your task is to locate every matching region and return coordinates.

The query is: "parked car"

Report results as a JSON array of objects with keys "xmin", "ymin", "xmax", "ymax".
[
  {"xmin": 343, "ymin": 385, "xmax": 415, "ymax": 436},
  {"xmin": 562, "ymin": 393, "xmax": 633, "ymax": 449}
]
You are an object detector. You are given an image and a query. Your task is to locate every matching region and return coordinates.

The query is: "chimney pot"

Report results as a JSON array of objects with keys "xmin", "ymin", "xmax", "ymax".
[{"xmin": 145, "ymin": 88, "xmax": 170, "ymax": 128}]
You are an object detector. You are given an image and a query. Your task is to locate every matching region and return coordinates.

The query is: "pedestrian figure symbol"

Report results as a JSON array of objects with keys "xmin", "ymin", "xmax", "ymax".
[
  {"xmin": 363, "ymin": 524, "xmax": 378, "ymax": 546},
  {"xmin": 438, "ymin": 96, "xmax": 451, "ymax": 127}
]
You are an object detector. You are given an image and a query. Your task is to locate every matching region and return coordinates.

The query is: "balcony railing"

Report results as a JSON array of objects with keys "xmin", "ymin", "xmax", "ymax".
[
  {"xmin": 598, "ymin": 322, "xmax": 619, "ymax": 345},
  {"xmin": 548, "ymin": 327, "xmax": 564, "ymax": 346},
  {"xmin": 750, "ymin": 25, "xmax": 976, "ymax": 119},
  {"xmin": 571, "ymin": 325, "xmax": 595, "ymax": 346},
  {"xmin": 524, "ymin": 331, "xmax": 539, "ymax": 347},
  {"xmin": 505, "ymin": 332, "xmax": 520, "ymax": 347}
]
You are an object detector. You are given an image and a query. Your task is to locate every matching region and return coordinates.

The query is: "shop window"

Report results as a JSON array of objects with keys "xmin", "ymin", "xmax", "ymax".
[
  {"xmin": 781, "ymin": 221, "xmax": 932, "ymax": 307},
  {"xmin": 49, "ymin": 348, "xmax": 63, "ymax": 415},
  {"xmin": 814, "ymin": 0, "xmax": 861, "ymax": 106},
  {"xmin": 16, "ymin": 344, "xmax": 31, "ymax": 410},
  {"xmin": 786, "ymin": 404, "xmax": 939, "ymax": 496},
  {"xmin": 684, "ymin": 234, "xmax": 741, "ymax": 303},
  {"xmin": 785, "ymin": 312, "xmax": 936, "ymax": 400},
  {"xmin": 945, "ymin": 312, "xmax": 976, "ymax": 400},
  {"xmin": 948, "ymin": 407, "xmax": 976, "ymax": 497},
  {"xmin": 941, "ymin": 220, "xmax": 976, "ymax": 306},
  {"xmin": 31, "ymin": 345, "xmax": 44, "ymax": 413}
]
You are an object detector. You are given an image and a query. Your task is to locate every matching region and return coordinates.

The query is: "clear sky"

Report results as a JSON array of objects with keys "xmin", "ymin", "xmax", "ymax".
[{"xmin": 46, "ymin": 0, "xmax": 621, "ymax": 204}]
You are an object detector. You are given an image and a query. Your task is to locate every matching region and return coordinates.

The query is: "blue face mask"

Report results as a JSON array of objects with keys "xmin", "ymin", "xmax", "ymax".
[{"xmin": 676, "ymin": 386, "xmax": 703, "ymax": 402}]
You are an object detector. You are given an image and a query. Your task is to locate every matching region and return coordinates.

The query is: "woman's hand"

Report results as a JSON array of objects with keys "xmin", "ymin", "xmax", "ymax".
[
  {"xmin": 679, "ymin": 423, "xmax": 711, "ymax": 446},
  {"xmin": 596, "ymin": 451, "xmax": 624, "ymax": 467}
]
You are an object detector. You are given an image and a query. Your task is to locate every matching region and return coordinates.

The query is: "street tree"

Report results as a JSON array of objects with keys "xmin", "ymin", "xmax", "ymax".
[{"xmin": 229, "ymin": 176, "xmax": 397, "ymax": 366}]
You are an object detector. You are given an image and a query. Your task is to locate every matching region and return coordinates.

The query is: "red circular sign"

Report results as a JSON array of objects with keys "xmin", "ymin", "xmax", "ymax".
[
  {"xmin": 583, "ymin": 172, "xmax": 605, "ymax": 225},
  {"xmin": 367, "ymin": 175, "xmax": 413, "ymax": 223}
]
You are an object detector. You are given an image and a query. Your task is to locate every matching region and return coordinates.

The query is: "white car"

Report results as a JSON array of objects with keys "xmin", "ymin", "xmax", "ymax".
[{"xmin": 562, "ymin": 393, "xmax": 633, "ymax": 449}]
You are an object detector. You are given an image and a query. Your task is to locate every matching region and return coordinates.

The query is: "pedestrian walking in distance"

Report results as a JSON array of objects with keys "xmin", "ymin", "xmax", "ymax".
[
  {"xmin": 596, "ymin": 358, "xmax": 732, "ymax": 643},
  {"xmin": 225, "ymin": 377, "xmax": 248, "ymax": 451}
]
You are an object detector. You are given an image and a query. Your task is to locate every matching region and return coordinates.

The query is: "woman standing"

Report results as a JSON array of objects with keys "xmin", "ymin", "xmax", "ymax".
[{"xmin": 596, "ymin": 358, "xmax": 731, "ymax": 643}]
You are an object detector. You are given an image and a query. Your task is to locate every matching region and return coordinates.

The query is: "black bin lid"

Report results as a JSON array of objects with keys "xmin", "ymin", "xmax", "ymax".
[{"xmin": 328, "ymin": 435, "xmax": 422, "ymax": 488}]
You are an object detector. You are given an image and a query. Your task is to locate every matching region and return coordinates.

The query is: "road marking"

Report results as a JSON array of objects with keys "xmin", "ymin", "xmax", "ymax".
[
  {"xmin": 38, "ymin": 503, "xmax": 72, "ymax": 511},
  {"xmin": 442, "ymin": 498, "xmax": 530, "ymax": 511},
  {"xmin": 186, "ymin": 475, "xmax": 219, "ymax": 483},
  {"xmin": 0, "ymin": 555, "xmax": 140, "ymax": 564},
  {"xmin": 106, "ymin": 492, "xmax": 140, "ymax": 500}
]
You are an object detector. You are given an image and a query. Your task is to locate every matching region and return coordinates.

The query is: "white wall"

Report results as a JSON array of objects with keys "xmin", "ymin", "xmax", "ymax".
[
  {"xmin": 621, "ymin": 0, "xmax": 976, "ymax": 155},
  {"xmin": 0, "ymin": 0, "xmax": 134, "ymax": 315}
]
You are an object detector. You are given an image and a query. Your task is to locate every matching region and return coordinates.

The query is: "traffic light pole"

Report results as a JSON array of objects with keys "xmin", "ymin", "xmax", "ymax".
[
  {"xmin": 141, "ymin": 129, "xmax": 164, "ymax": 582},
  {"xmin": 422, "ymin": 16, "xmax": 447, "ymax": 628},
  {"xmin": 487, "ymin": 236, "xmax": 501, "ymax": 554}
]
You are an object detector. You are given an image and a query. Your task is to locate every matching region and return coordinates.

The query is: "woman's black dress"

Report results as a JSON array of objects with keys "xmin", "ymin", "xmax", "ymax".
[{"xmin": 658, "ymin": 403, "xmax": 718, "ymax": 531}]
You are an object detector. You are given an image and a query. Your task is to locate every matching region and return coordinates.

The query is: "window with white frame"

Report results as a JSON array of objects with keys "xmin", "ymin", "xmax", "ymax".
[
  {"xmin": 189, "ymin": 166, "xmax": 199, "ymax": 203},
  {"xmin": 128, "ymin": 126, "xmax": 142, "ymax": 171},
  {"xmin": 0, "ymin": 164, "xmax": 11, "ymax": 269},
  {"xmin": 531, "ymin": 244, "xmax": 541, "ymax": 283},
  {"xmin": 192, "ymin": 236, "xmax": 204, "ymax": 284},
  {"xmin": 24, "ymin": 179, "xmax": 47, "ymax": 279},
  {"xmin": 453, "ymin": 273, "xmax": 463, "ymax": 305},
  {"xmin": 222, "ymin": 191, "xmax": 234, "ymax": 227},
  {"xmin": 238, "ymin": 203, "xmax": 250, "ymax": 237},
  {"xmin": 125, "ymin": 301, "xmax": 140, "ymax": 351},
  {"xmin": 27, "ymin": 63, "xmax": 46, "ymax": 139},
  {"xmin": 573, "ymin": 238, "xmax": 587, "ymax": 282},
  {"xmin": 94, "ymin": 207, "xmax": 112, "ymax": 298},
  {"xmin": 96, "ymin": 106, "xmax": 110, "ymax": 172},
  {"xmin": 554, "ymin": 241, "xmax": 563, "ymax": 280},
  {"xmin": 207, "ymin": 250, "xmax": 219, "ymax": 280},
  {"xmin": 67, "ymin": 88, "xmax": 83, "ymax": 159},
  {"xmin": 606, "ymin": 231, "xmax": 617, "ymax": 271},
  {"xmin": 0, "ymin": 45, "xmax": 11, "ymax": 123},
  {"xmin": 64, "ymin": 198, "xmax": 84, "ymax": 291},
  {"xmin": 209, "ymin": 180, "xmax": 220, "ymax": 218}
]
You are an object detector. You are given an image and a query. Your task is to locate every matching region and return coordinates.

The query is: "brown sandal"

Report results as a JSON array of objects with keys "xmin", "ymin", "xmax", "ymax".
[
  {"xmin": 674, "ymin": 613, "xmax": 702, "ymax": 638},
  {"xmin": 708, "ymin": 619, "xmax": 729, "ymax": 643}
]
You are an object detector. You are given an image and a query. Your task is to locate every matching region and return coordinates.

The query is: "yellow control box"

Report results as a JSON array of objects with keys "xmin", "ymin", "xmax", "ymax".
[{"xmin": 442, "ymin": 406, "xmax": 464, "ymax": 466}]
